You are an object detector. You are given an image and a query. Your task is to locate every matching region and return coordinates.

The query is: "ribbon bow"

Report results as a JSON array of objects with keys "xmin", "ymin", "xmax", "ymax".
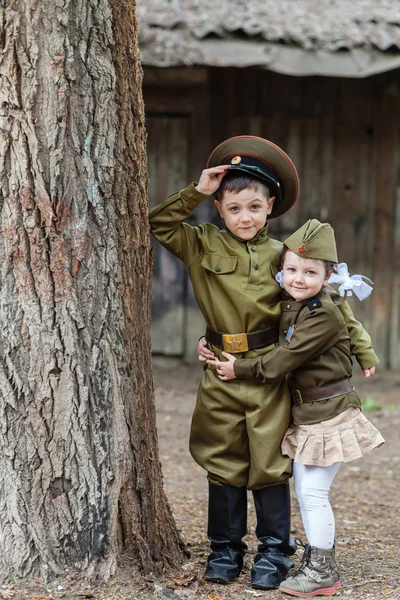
[
  {"xmin": 275, "ymin": 270, "xmax": 284, "ymax": 288},
  {"xmin": 328, "ymin": 263, "xmax": 373, "ymax": 301}
]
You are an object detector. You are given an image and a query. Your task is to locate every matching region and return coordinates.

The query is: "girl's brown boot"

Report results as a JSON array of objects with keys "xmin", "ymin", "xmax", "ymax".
[{"xmin": 279, "ymin": 545, "xmax": 339, "ymax": 597}]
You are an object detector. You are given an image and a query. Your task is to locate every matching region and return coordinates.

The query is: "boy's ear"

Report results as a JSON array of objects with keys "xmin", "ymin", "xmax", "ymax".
[
  {"xmin": 266, "ymin": 196, "xmax": 276, "ymax": 215},
  {"xmin": 214, "ymin": 199, "xmax": 223, "ymax": 218}
]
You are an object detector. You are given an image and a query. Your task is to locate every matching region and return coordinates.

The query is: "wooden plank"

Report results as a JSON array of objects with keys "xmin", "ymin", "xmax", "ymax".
[
  {"xmin": 184, "ymin": 91, "xmax": 213, "ymax": 361},
  {"xmin": 226, "ymin": 115, "xmax": 249, "ymax": 138},
  {"xmin": 144, "ymin": 67, "xmax": 209, "ymax": 87},
  {"xmin": 209, "ymin": 68, "xmax": 237, "ymax": 143},
  {"xmin": 147, "ymin": 116, "xmax": 190, "ymax": 356},
  {"xmin": 330, "ymin": 79, "xmax": 374, "ymax": 330},
  {"xmin": 331, "ymin": 79, "xmax": 357, "ymax": 264},
  {"xmin": 301, "ymin": 118, "xmax": 321, "ymax": 222},
  {"xmin": 349, "ymin": 80, "xmax": 376, "ymax": 330},
  {"xmin": 370, "ymin": 78, "xmax": 400, "ymax": 366},
  {"xmin": 276, "ymin": 118, "xmax": 303, "ymax": 239},
  {"xmin": 390, "ymin": 186, "xmax": 400, "ymax": 368},
  {"xmin": 143, "ymin": 91, "xmax": 195, "ymax": 113},
  {"xmin": 237, "ymin": 68, "xmax": 258, "ymax": 115}
]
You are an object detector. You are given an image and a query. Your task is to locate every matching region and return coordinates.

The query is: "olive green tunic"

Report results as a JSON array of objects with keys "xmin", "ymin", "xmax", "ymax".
[
  {"xmin": 234, "ymin": 291, "xmax": 380, "ymax": 425},
  {"xmin": 149, "ymin": 185, "xmax": 379, "ymax": 489}
]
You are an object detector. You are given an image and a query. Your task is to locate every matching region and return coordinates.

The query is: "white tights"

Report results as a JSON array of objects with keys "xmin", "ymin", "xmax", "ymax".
[{"xmin": 293, "ymin": 461, "xmax": 341, "ymax": 550}]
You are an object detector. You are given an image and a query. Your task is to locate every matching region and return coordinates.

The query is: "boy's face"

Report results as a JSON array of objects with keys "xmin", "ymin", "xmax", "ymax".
[
  {"xmin": 282, "ymin": 250, "xmax": 330, "ymax": 301},
  {"xmin": 214, "ymin": 187, "xmax": 275, "ymax": 241}
]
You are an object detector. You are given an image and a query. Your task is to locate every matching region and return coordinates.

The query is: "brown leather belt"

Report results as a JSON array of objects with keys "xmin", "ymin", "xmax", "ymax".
[
  {"xmin": 291, "ymin": 378, "xmax": 355, "ymax": 405},
  {"xmin": 205, "ymin": 324, "xmax": 279, "ymax": 353}
]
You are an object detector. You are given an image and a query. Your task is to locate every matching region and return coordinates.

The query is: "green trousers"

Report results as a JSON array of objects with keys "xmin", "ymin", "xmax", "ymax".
[{"xmin": 189, "ymin": 366, "xmax": 292, "ymax": 490}]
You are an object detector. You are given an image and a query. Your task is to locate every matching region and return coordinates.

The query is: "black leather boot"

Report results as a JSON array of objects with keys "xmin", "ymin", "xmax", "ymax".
[
  {"xmin": 204, "ymin": 482, "xmax": 248, "ymax": 584},
  {"xmin": 251, "ymin": 483, "xmax": 297, "ymax": 590}
]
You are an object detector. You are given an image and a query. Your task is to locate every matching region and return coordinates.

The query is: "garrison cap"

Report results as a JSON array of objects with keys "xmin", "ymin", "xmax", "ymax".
[
  {"xmin": 284, "ymin": 219, "xmax": 338, "ymax": 263},
  {"xmin": 207, "ymin": 135, "xmax": 299, "ymax": 219}
]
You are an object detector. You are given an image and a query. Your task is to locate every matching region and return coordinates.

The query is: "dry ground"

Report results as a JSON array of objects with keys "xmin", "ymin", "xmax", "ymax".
[
  {"xmin": 7, "ymin": 359, "xmax": 400, "ymax": 600},
  {"xmin": 152, "ymin": 359, "xmax": 400, "ymax": 600}
]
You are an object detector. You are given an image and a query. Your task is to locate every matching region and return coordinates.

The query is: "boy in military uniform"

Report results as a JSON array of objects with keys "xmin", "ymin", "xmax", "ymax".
[
  {"xmin": 149, "ymin": 136, "xmax": 378, "ymax": 590},
  {"xmin": 207, "ymin": 219, "xmax": 383, "ymax": 596}
]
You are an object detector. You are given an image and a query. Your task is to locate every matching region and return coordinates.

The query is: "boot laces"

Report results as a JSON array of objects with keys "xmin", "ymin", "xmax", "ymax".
[
  {"xmin": 329, "ymin": 549, "xmax": 339, "ymax": 580},
  {"xmin": 292, "ymin": 539, "xmax": 311, "ymax": 578}
]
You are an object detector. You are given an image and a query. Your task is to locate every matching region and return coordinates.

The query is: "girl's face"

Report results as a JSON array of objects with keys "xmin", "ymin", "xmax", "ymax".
[
  {"xmin": 214, "ymin": 187, "xmax": 275, "ymax": 241},
  {"xmin": 282, "ymin": 250, "xmax": 331, "ymax": 301}
]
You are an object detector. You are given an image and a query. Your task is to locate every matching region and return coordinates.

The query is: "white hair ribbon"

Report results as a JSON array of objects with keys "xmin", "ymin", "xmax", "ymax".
[
  {"xmin": 328, "ymin": 262, "xmax": 373, "ymax": 301},
  {"xmin": 275, "ymin": 270, "xmax": 284, "ymax": 288}
]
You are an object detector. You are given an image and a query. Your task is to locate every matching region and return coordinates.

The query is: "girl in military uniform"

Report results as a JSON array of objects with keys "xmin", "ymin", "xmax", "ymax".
[
  {"xmin": 150, "ymin": 136, "xmax": 379, "ymax": 590},
  {"xmin": 207, "ymin": 219, "xmax": 384, "ymax": 597}
]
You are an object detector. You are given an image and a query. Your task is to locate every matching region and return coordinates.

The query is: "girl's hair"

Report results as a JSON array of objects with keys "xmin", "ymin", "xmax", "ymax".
[{"xmin": 214, "ymin": 172, "xmax": 272, "ymax": 202}]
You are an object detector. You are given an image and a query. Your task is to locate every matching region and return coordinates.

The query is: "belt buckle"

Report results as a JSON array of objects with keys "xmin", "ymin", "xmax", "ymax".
[
  {"xmin": 222, "ymin": 333, "xmax": 249, "ymax": 353},
  {"xmin": 292, "ymin": 389, "xmax": 303, "ymax": 405}
]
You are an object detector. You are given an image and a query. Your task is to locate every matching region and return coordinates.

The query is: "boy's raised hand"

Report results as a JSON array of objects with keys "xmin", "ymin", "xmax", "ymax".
[
  {"xmin": 206, "ymin": 351, "xmax": 237, "ymax": 380},
  {"xmin": 195, "ymin": 165, "xmax": 230, "ymax": 196}
]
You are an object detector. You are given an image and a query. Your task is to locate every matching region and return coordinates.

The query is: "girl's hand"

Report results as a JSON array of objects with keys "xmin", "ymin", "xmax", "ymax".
[
  {"xmin": 206, "ymin": 351, "xmax": 237, "ymax": 380},
  {"xmin": 195, "ymin": 165, "xmax": 230, "ymax": 196},
  {"xmin": 361, "ymin": 366, "xmax": 376, "ymax": 378},
  {"xmin": 197, "ymin": 337, "xmax": 215, "ymax": 363}
]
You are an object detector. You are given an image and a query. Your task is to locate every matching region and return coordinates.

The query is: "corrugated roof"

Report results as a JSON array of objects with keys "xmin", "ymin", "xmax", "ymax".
[{"xmin": 137, "ymin": 0, "xmax": 400, "ymax": 75}]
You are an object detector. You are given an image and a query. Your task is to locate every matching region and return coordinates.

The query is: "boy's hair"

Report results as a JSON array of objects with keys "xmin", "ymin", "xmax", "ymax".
[
  {"xmin": 214, "ymin": 172, "xmax": 272, "ymax": 202},
  {"xmin": 280, "ymin": 246, "xmax": 338, "ymax": 277}
]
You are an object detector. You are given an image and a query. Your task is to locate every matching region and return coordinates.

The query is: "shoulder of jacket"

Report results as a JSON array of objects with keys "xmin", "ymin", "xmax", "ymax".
[
  {"xmin": 303, "ymin": 295, "xmax": 340, "ymax": 322},
  {"xmin": 268, "ymin": 237, "xmax": 284, "ymax": 251},
  {"xmin": 306, "ymin": 296, "xmax": 322, "ymax": 311},
  {"xmin": 304, "ymin": 294, "xmax": 345, "ymax": 332}
]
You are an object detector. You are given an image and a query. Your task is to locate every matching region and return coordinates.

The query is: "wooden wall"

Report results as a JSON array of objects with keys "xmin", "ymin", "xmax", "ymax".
[{"xmin": 144, "ymin": 66, "xmax": 400, "ymax": 367}]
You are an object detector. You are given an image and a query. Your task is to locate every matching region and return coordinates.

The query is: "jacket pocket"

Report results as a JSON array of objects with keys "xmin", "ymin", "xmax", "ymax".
[{"xmin": 201, "ymin": 253, "xmax": 238, "ymax": 274}]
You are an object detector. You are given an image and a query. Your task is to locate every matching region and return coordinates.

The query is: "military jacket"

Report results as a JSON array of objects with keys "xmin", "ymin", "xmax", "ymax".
[
  {"xmin": 150, "ymin": 184, "xmax": 283, "ymax": 338},
  {"xmin": 233, "ymin": 291, "xmax": 379, "ymax": 424},
  {"xmin": 149, "ymin": 184, "xmax": 379, "ymax": 366}
]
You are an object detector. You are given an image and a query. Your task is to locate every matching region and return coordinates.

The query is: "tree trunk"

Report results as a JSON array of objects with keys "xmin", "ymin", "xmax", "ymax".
[{"xmin": 0, "ymin": 0, "xmax": 185, "ymax": 582}]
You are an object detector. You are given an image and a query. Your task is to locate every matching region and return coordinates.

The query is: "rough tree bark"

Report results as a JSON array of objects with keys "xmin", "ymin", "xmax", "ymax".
[{"xmin": 0, "ymin": 0, "xmax": 185, "ymax": 582}]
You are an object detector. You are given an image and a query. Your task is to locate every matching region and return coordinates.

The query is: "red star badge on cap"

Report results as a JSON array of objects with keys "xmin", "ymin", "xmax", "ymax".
[{"xmin": 298, "ymin": 246, "xmax": 305, "ymax": 254}]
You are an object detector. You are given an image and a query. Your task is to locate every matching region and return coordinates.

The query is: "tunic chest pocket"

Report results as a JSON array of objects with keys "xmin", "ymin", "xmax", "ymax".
[{"xmin": 201, "ymin": 253, "xmax": 238, "ymax": 275}]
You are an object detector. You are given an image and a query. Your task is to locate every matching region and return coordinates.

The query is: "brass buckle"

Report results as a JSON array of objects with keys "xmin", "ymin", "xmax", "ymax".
[
  {"xmin": 292, "ymin": 389, "xmax": 303, "ymax": 405},
  {"xmin": 222, "ymin": 333, "xmax": 249, "ymax": 353}
]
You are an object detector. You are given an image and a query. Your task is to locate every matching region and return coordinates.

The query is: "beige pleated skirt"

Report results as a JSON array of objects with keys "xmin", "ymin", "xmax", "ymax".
[{"xmin": 281, "ymin": 406, "xmax": 385, "ymax": 467}]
